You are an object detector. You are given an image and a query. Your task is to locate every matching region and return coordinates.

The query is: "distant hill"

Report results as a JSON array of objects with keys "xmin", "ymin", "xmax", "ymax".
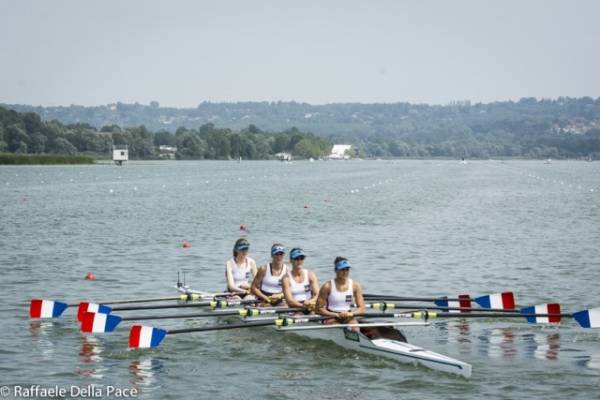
[{"xmin": 3, "ymin": 98, "xmax": 600, "ymax": 158}]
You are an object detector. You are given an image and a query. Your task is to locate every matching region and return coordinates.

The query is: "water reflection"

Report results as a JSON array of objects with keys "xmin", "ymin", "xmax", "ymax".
[
  {"xmin": 478, "ymin": 328, "xmax": 517, "ymax": 358},
  {"xmin": 29, "ymin": 321, "xmax": 55, "ymax": 359},
  {"xmin": 129, "ymin": 358, "xmax": 163, "ymax": 390},
  {"xmin": 522, "ymin": 332, "xmax": 560, "ymax": 360},
  {"xmin": 75, "ymin": 336, "xmax": 104, "ymax": 379}
]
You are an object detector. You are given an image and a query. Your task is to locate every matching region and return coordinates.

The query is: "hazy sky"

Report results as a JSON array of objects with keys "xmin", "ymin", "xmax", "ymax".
[{"xmin": 1, "ymin": 0, "xmax": 599, "ymax": 107}]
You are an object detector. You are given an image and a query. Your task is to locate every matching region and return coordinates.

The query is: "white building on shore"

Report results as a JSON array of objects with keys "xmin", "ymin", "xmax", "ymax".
[{"xmin": 328, "ymin": 144, "xmax": 352, "ymax": 160}]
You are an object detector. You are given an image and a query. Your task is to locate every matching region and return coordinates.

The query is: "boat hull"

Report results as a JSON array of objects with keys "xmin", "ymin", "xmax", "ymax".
[{"xmin": 275, "ymin": 324, "xmax": 472, "ymax": 378}]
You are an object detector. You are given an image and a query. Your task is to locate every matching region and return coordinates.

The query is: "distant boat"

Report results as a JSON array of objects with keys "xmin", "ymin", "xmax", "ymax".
[
  {"xmin": 545, "ymin": 158, "xmax": 552, "ymax": 164},
  {"xmin": 309, "ymin": 158, "xmax": 315, "ymax": 162},
  {"xmin": 460, "ymin": 157, "xmax": 468, "ymax": 164}
]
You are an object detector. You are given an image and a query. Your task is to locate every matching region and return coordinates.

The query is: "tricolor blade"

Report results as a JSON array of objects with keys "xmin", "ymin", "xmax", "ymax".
[
  {"xmin": 573, "ymin": 308, "xmax": 600, "ymax": 329},
  {"xmin": 29, "ymin": 299, "xmax": 69, "ymax": 319},
  {"xmin": 520, "ymin": 303, "xmax": 561, "ymax": 324},
  {"xmin": 77, "ymin": 302, "xmax": 112, "ymax": 321},
  {"xmin": 434, "ymin": 294, "xmax": 471, "ymax": 313},
  {"xmin": 474, "ymin": 292, "xmax": 515, "ymax": 310},
  {"xmin": 81, "ymin": 312, "xmax": 122, "ymax": 333},
  {"xmin": 129, "ymin": 325, "xmax": 167, "ymax": 349}
]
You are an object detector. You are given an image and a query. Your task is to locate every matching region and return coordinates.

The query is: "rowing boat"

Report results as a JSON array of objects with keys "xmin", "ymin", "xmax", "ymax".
[{"xmin": 176, "ymin": 286, "xmax": 472, "ymax": 378}]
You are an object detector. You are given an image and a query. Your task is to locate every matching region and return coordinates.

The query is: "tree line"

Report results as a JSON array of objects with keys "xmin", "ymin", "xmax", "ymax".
[{"xmin": 0, "ymin": 107, "xmax": 332, "ymax": 160}]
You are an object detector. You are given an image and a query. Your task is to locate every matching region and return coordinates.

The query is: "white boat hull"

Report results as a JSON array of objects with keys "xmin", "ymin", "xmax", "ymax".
[{"xmin": 275, "ymin": 324, "xmax": 471, "ymax": 378}]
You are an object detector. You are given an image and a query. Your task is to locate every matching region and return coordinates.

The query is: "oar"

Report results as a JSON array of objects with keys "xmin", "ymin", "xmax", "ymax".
[
  {"xmin": 364, "ymin": 292, "xmax": 516, "ymax": 310},
  {"xmin": 129, "ymin": 314, "xmax": 332, "ymax": 348},
  {"xmin": 110, "ymin": 298, "xmax": 260, "ymax": 312},
  {"xmin": 29, "ymin": 293, "xmax": 210, "ymax": 319},
  {"xmin": 80, "ymin": 306, "xmax": 304, "ymax": 333},
  {"xmin": 366, "ymin": 302, "xmax": 560, "ymax": 314},
  {"xmin": 384, "ymin": 308, "xmax": 600, "ymax": 328},
  {"xmin": 127, "ymin": 307, "xmax": 600, "ymax": 349}
]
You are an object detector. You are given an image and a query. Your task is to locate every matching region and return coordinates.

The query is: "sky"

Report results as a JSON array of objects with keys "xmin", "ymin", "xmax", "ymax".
[{"xmin": 1, "ymin": 0, "xmax": 599, "ymax": 107}]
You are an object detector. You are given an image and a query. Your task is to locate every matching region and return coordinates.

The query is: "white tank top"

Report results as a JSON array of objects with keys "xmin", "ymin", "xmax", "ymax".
[
  {"xmin": 287, "ymin": 269, "xmax": 311, "ymax": 302},
  {"xmin": 327, "ymin": 279, "xmax": 354, "ymax": 312},
  {"xmin": 228, "ymin": 257, "xmax": 254, "ymax": 288},
  {"xmin": 261, "ymin": 263, "xmax": 287, "ymax": 294}
]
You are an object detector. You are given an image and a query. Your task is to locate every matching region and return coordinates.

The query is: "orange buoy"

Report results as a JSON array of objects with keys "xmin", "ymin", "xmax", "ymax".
[
  {"xmin": 182, "ymin": 241, "xmax": 192, "ymax": 248},
  {"xmin": 85, "ymin": 272, "xmax": 96, "ymax": 281}
]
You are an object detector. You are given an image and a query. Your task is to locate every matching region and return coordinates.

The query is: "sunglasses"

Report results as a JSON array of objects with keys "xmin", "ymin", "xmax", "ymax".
[
  {"xmin": 273, "ymin": 252, "xmax": 285, "ymax": 256},
  {"xmin": 292, "ymin": 256, "xmax": 306, "ymax": 261}
]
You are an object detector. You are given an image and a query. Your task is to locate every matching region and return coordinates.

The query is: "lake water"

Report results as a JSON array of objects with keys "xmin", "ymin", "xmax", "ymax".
[{"xmin": 1, "ymin": 160, "xmax": 599, "ymax": 399}]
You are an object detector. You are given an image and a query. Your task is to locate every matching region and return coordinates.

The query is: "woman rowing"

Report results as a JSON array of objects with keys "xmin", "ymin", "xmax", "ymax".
[
  {"xmin": 251, "ymin": 243, "xmax": 289, "ymax": 305},
  {"xmin": 316, "ymin": 257, "xmax": 365, "ymax": 329},
  {"xmin": 225, "ymin": 238, "xmax": 257, "ymax": 297},
  {"xmin": 281, "ymin": 248, "xmax": 319, "ymax": 311}
]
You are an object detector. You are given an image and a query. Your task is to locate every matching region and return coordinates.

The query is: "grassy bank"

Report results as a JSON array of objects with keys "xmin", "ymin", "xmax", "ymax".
[{"xmin": 0, "ymin": 153, "xmax": 95, "ymax": 165}]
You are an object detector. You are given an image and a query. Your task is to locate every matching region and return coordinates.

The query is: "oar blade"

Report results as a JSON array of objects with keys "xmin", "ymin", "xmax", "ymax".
[
  {"xmin": 77, "ymin": 302, "xmax": 112, "ymax": 322},
  {"xmin": 434, "ymin": 294, "xmax": 471, "ymax": 312},
  {"xmin": 573, "ymin": 308, "xmax": 600, "ymax": 328},
  {"xmin": 474, "ymin": 292, "xmax": 515, "ymax": 310},
  {"xmin": 129, "ymin": 325, "xmax": 167, "ymax": 348},
  {"xmin": 81, "ymin": 312, "xmax": 122, "ymax": 333},
  {"xmin": 29, "ymin": 299, "xmax": 68, "ymax": 319},
  {"xmin": 520, "ymin": 303, "xmax": 561, "ymax": 323}
]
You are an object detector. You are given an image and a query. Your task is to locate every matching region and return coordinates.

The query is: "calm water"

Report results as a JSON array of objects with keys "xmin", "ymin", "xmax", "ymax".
[{"xmin": 1, "ymin": 160, "xmax": 599, "ymax": 399}]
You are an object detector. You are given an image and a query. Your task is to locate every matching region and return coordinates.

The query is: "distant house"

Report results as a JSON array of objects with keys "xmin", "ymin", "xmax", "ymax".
[
  {"xmin": 158, "ymin": 145, "xmax": 177, "ymax": 159},
  {"xmin": 329, "ymin": 144, "xmax": 352, "ymax": 160},
  {"xmin": 112, "ymin": 145, "xmax": 128, "ymax": 166}
]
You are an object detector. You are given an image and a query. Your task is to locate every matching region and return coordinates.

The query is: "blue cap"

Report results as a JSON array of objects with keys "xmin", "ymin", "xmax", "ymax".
[
  {"xmin": 334, "ymin": 259, "xmax": 351, "ymax": 271},
  {"xmin": 271, "ymin": 245, "xmax": 287, "ymax": 256},
  {"xmin": 290, "ymin": 248, "xmax": 305, "ymax": 260},
  {"xmin": 236, "ymin": 240, "xmax": 250, "ymax": 251}
]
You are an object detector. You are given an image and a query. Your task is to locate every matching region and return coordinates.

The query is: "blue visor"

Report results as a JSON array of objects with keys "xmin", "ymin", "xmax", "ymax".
[
  {"xmin": 236, "ymin": 242, "xmax": 250, "ymax": 250},
  {"xmin": 290, "ymin": 248, "xmax": 305, "ymax": 260},
  {"xmin": 271, "ymin": 245, "xmax": 287, "ymax": 255},
  {"xmin": 334, "ymin": 259, "xmax": 351, "ymax": 270}
]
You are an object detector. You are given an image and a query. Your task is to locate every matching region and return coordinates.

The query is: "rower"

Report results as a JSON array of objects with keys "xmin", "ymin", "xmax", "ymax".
[
  {"xmin": 251, "ymin": 243, "xmax": 289, "ymax": 305},
  {"xmin": 281, "ymin": 248, "xmax": 319, "ymax": 311},
  {"xmin": 316, "ymin": 257, "xmax": 365, "ymax": 329},
  {"xmin": 225, "ymin": 238, "xmax": 257, "ymax": 297}
]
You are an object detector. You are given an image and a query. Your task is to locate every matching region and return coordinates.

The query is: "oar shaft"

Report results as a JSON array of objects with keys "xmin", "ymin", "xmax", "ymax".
[
  {"xmin": 122, "ymin": 307, "xmax": 304, "ymax": 321},
  {"xmin": 369, "ymin": 304, "xmax": 516, "ymax": 313},
  {"xmin": 101, "ymin": 296, "xmax": 183, "ymax": 305},
  {"xmin": 167, "ymin": 320, "xmax": 273, "ymax": 334},
  {"xmin": 112, "ymin": 298, "xmax": 259, "ymax": 311},
  {"xmin": 370, "ymin": 312, "xmax": 572, "ymax": 319},
  {"xmin": 364, "ymin": 294, "xmax": 470, "ymax": 302}
]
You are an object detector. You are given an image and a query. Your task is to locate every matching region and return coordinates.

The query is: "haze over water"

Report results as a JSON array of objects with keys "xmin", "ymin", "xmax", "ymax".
[{"xmin": 1, "ymin": 160, "xmax": 599, "ymax": 399}]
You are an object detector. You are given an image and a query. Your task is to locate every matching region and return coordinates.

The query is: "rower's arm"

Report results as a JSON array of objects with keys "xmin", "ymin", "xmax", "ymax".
[
  {"xmin": 308, "ymin": 271, "xmax": 320, "ymax": 302},
  {"xmin": 282, "ymin": 275, "xmax": 303, "ymax": 308},
  {"xmin": 225, "ymin": 262, "xmax": 245, "ymax": 294},
  {"xmin": 250, "ymin": 266, "xmax": 271, "ymax": 303},
  {"xmin": 352, "ymin": 281, "xmax": 365, "ymax": 315},
  {"xmin": 316, "ymin": 282, "xmax": 338, "ymax": 318}
]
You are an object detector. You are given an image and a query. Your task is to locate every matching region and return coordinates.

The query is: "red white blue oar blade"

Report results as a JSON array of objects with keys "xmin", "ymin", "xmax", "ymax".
[
  {"xmin": 474, "ymin": 292, "xmax": 515, "ymax": 310},
  {"xmin": 129, "ymin": 325, "xmax": 167, "ymax": 349},
  {"xmin": 434, "ymin": 294, "xmax": 471, "ymax": 312},
  {"xmin": 520, "ymin": 303, "xmax": 561, "ymax": 323},
  {"xmin": 81, "ymin": 312, "xmax": 122, "ymax": 333},
  {"xmin": 77, "ymin": 302, "xmax": 112, "ymax": 322},
  {"xmin": 573, "ymin": 308, "xmax": 600, "ymax": 328},
  {"xmin": 29, "ymin": 299, "xmax": 68, "ymax": 319}
]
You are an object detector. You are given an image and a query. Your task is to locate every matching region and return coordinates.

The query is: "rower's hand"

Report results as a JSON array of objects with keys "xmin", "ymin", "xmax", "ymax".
[
  {"xmin": 337, "ymin": 311, "xmax": 354, "ymax": 321},
  {"xmin": 304, "ymin": 299, "xmax": 317, "ymax": 312}
]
